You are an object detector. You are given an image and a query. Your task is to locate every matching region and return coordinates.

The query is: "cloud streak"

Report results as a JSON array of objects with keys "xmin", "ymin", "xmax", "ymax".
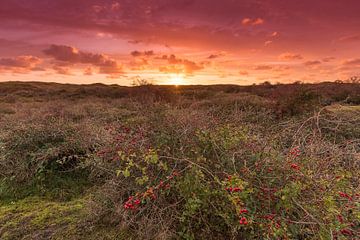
[{"xmin": 279, "ymin": 52, "xmax": 303, "ymax": 60}]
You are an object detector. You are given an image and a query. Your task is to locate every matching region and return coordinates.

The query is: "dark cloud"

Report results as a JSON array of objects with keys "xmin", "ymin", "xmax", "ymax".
[
  {"xmin": 207, "ymin": 52, "xmax": 226, "ymax": 59},
  {"xmin": 43, "ymin": 45, "xmax": 79, "ymax": 62},
  {"xmin": 43, "ymin": 44, "xmax": 123, "ymax": 75},
  {"xmin": 208, "ymin": 54, "xmax": 219, "ymax": 59},
  {"xmin": 130, "ymin": 50, "xmax": 155, "ymax": 57},
  {"xmin": 304, "ymin": 60, "xmax": 322, "ymax": 66}
]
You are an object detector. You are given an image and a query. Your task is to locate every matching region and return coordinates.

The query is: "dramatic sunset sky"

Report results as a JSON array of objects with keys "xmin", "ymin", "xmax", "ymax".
[{"xmin": 0, "ymin": 0, "xmax": 359, "ymax": 85}]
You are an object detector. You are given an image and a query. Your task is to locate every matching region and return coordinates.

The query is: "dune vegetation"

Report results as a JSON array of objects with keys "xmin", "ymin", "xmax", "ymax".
[{"xmin": 0, "ymin": 81, "xmax": 359, "ymax": 239}]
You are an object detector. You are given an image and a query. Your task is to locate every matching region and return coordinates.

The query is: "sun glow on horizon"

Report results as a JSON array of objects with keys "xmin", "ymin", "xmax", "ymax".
[{"xmin": 168, "ymin": 75, "xmax": 185, "ymax": 86}]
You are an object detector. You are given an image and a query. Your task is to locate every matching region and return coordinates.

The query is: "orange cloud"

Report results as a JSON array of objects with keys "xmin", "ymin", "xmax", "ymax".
[
  {"xmin": 272, "ymin": 65, "xmax": 291, "ymax": 72},
  {"xmin": 242, "ymin": 18, "xmax": 264, "ymax": 26},
  {"xmin": 160, "ymin": 54, "xmax": 203, "ymax": 75},
  {"xmin": 278, "ymin": 52, "xmax": 303, "ymax": 60},
  {"xmin": 53, "ymin": 66, "xmax": 72, "ymax": 75},
  {"xmin": 270, "ymin": 31, "xmax": 279, "ymax": 37},
  {"xmin": 159, "ymin": 65, "xmax": 183, "ymax": 74},
  {"xmin": 83, "ymin": 67, "xmax": 93, "ymax": 75},
  {"xmin": 254, "ymin": 65, "xmax": 272, "ymax": 70},
  {"xmin": 322, "ymin": 57, "xmax": 335, "ymax": 62},
  {"xmin": 342, "ymin": 58, "xmax": 360, "ymax": 66},
  {"xmin": 129, "ymin": 58, "xmax": 149, "ymax": 70},
  {"xmin": 253, "ymin": 18, "xmax": 264, "ymax": 25}
]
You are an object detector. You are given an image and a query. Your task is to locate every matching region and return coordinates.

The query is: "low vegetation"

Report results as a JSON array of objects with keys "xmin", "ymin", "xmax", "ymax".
[{"xmin": 0, "ymin": 81, "xmax": 359, "ymax": 239}]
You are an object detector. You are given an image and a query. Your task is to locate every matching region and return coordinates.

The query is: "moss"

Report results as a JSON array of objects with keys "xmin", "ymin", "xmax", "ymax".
[
  {"xmin": 0, "ymin": 196, "xmax": 135, "ymax": 240},
  {"xmin": 0, "ymin": 197, "xmax": 86, "ymax": 239},
  {"xmin": 0, "ymin": 168, "xmax": 92, "ymax": 203}
]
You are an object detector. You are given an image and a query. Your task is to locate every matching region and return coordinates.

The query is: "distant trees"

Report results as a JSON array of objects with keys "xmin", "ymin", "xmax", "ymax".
[{"xmin": 131, "ymin": 76, "xmax": 153, "ymax": 86}]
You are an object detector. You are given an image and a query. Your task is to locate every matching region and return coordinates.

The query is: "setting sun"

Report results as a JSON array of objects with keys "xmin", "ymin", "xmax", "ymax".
[{"xmin": 168, "ymin": 75, "xmax": 185, "ymax": 86}]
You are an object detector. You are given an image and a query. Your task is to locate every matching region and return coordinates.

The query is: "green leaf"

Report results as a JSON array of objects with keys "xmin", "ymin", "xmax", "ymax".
[{"xmin": 122, "ymin": 169, "xmax": 130, "ymax": 178}]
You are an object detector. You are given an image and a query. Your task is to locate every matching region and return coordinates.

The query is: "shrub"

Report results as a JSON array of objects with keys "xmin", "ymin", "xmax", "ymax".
[{"xmin": 90, "ymin": 102, "xmax": 359, "ymax": 239}]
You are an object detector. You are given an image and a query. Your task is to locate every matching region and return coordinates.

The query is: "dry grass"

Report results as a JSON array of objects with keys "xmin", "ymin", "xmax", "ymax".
[{"xmin": 0, "ymin": 81, "xmax": 359, "ymax": 239}]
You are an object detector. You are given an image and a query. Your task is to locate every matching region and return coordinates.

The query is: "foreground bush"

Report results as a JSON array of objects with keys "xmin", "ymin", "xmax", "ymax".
[
  {"xmin": 90, "ymin": 104, "xmax": 359, "ymax": 239},
  {"xmin": 0, "ymin": 101, "xmax": 112, "ymax": 200}
]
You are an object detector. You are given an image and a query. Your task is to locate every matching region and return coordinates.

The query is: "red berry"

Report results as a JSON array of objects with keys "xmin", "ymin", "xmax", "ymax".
[
  {"xmin": 239, "ymin": 209, "xmax": 248, "ymax": 214},
  {"xmin": 239, "ymin": 217, "xmax": 248, "ymax": 225},
  {"xmin": 290, "ymin": 163, "xmax": 300, "ymax": 170}
]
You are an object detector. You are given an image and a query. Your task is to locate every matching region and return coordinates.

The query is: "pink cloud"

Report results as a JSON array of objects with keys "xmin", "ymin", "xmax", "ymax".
[
  {"xmin": 264, "ymin": 41, "xmax": 273, "ymax": 46},
  {"xmin": 0, "ymin": 55, "xmax": 40, "ymax": 68},
  {"xmin": 338, "ymin": 34, "xmax": 360, "ymax": 42},
  {"xmin": 43, "ymin": 44, "xmax": 123, "ymax": 75},
  {"xmin": 0, "ymin": 55, "xmax": 41, "ymax": 73}
]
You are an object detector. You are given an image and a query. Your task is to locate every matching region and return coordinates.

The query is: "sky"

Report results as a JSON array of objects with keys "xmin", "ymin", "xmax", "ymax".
[{"xmin": 0, "ymin": 0, "xmax": 359, "ymax": 85}]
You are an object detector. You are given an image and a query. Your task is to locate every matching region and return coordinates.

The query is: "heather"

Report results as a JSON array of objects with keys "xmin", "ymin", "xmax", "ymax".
[{"xmin": 0, "ymin": 81, "xmax": 359, "ymax": 239}]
